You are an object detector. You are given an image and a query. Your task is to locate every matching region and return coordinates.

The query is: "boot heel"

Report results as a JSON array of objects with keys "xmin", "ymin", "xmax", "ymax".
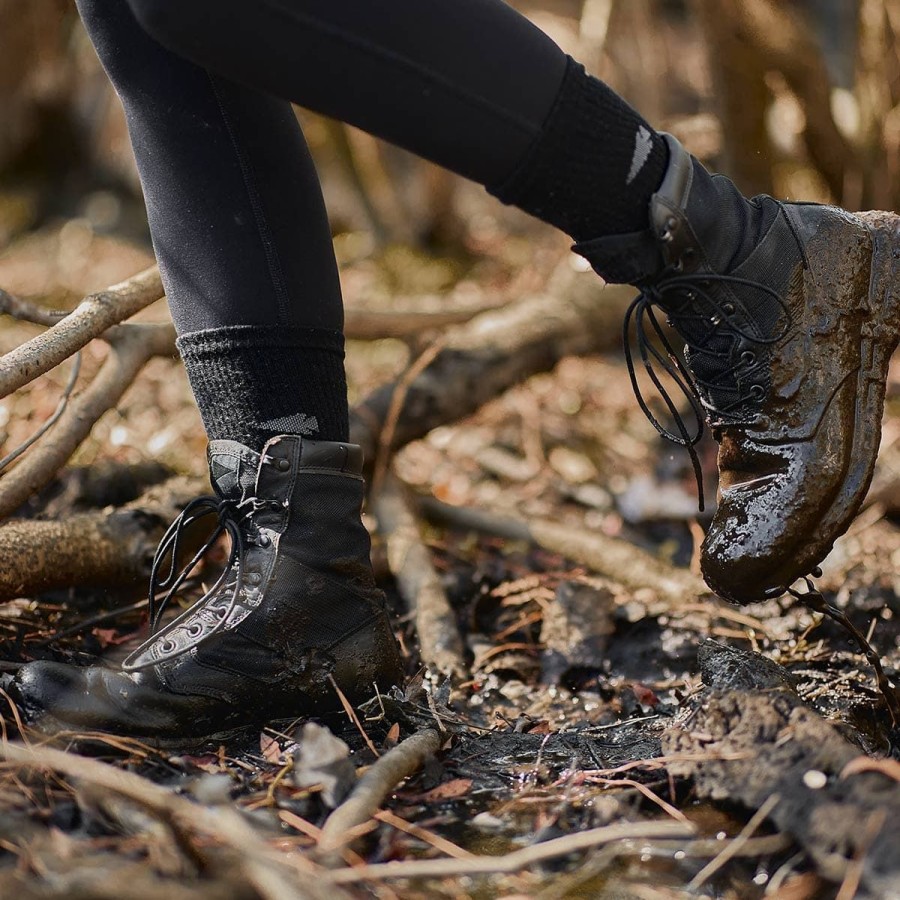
[
  {"xmin": 857, "ymin": 210, "xmax": 900, "ymax": 335},
  {"xmin": 809, "ymin": 210, "xmax": 900, "ymax": 568}
]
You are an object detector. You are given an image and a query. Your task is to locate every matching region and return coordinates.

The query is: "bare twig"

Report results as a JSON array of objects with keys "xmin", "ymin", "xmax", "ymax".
[
  {"xmin": 317, "ymin": 727, "xmax": 442, "ymax": 864},
  {"xmin": 373, "ymin": 809, "xmax": 474, "ymax": 860},
  {"xmin": 323, "ymin": 820, "xmax": 695, "ymax": 883},
  {"xmin": 371, "ymin": 337, "xmax": 445, "ymax": 498},
  {"xmin": 0, "ymin": 288, "xmax": 65, "ymax": 326},
  {"xmin": 0, "ymin": 266, "xmax": 164, "ymax": 400},
  {"xmin": 0, "ymin": 351, "xmax": 82, "ymax": 473},
  {"xmin": 688, "ymin": 793, "xmax": 781, "ymax": 889},
  {"xmin": 374, "ymin": 472, "xmax": 466, "ymax": 678},
  {"xmin": 0, "ymin": 322, "xmax": 175, "ymax": 519},
  {"xmin": 328, "ymin": 673, "xmax": 380, "ymax": 758}
]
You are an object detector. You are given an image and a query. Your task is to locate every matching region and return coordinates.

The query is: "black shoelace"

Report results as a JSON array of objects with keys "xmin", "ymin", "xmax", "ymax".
[
  {"xmin": 624, "ymin": 271, "xmax": 792, "ymax": 511},
  {"xmin": 123, "ymin": 492, "xmax": 282, "ymax": 667}
]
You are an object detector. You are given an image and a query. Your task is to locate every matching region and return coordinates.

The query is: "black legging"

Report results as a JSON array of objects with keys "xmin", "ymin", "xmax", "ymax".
[{"xmin": 76, "ymin": 0, "xmax": 568, "ymax": 335}]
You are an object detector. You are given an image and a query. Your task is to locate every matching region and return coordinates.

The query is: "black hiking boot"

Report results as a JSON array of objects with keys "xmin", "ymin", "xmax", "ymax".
[
  {"xmin": 11, "ymin": 435, "xmax": 403, "ymax": 747},
  {"xmin": 575, "ymin": 134, "xmax": 900, "ymax": 604}
]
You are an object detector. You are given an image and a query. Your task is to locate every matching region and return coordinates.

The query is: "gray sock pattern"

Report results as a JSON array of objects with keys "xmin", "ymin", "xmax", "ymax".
[{"xmin": 177, "ymin": 324, "xmax": 349, "ymax": 449}]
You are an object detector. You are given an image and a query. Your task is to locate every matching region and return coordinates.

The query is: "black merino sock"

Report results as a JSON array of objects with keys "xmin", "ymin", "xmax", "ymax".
[
  {"xmin": 176, "ymin": 325, "xmax": 349, "ymax": 450},
  {"xmin": 490, "ymin": 57, "xmax": 669, "ymax": 242}
]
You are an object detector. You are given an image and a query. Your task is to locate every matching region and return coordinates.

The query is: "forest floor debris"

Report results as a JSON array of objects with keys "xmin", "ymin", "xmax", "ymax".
[{"xmin": 0, "ymin": 222, "xmax": 898, "ymax": 900}]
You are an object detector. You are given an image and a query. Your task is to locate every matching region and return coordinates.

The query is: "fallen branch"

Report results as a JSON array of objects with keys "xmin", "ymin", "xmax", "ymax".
[
  {"xmin": 0, "ymin": 474, "xmax": 205, "ymax": 600},
  {"xmin": 323, "ymin": 820, "xmax": 695, "ymax": 883},
  {"xmin": 374, "ymin": 472, "xmax": 466, "ymax": 679},
  {"xmin": 418, "ymin": 496, "xmax": 708, "ymax": 609},
  {"xmin": 350, "ymin": 277, "xmax": 635, "ymax": 467},
  {"xmin": 0, "ymin": 271, "xmax": 635, "ymax": 594},
  {"xmin": 0, "ymin": 266, "xmax": 164, "ymax": 399},
  {"xmin": 0, "ymin": 322, "xmax": 175, "ymax": 519},
  {"xmin": 317, "ymin": 727, "xmax": 442, "ymax": 864}
]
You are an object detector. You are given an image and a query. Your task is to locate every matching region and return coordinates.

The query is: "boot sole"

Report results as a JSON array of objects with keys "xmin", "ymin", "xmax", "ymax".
[{"xmin": 768, "ymin": 210, "xmax": 900, "ymax": 594}]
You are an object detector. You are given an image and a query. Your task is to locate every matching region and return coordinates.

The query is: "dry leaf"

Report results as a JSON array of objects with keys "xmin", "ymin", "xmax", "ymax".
[
  {"xmin": 417, "ymin": 778, "xmax": 473, "ymax": 802},
  {"xmin": 384, "ymin": 722, "xmax": 401, "ymax": 748},
  {"xmin": 840, "ymin": 756, "xmax": 900, "ymax": 783}
]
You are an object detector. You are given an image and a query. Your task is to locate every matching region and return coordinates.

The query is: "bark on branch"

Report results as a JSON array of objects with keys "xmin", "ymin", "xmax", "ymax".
[
  {"xmin": 0, "ymin": 475, "xmax": 205, "ymax": 600},
  {"xmin": 0, "ymin": 266, "xmax": 164, "ymax": 400},
  {"xmin": 374, "ymin": 473, "xmax": 466, "ymax": 678},
  {"xmin": 0, "ymin": 323, "xmax": 176, "ymax": 520}
]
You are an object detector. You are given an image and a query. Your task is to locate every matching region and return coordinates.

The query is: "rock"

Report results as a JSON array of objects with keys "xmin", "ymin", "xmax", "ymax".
[
  {"xmin": 292, "ymin": 722, "xmax": 356, "ymax": 808},
  {"xmin": 698, "ymin": 640, "xmax": 797, "ymax": 693}
]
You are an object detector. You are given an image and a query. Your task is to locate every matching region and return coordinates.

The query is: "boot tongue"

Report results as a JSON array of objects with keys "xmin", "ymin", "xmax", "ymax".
[{"xmin": 207, "ymin": 440, "xmax": 261, "ymax": 501}]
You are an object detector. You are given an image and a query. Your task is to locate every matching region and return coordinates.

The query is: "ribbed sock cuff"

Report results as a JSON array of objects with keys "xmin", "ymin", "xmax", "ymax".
[
  {"xmin": 489, "ymin": 56, "xmax": 668, "ymax": 242},
  {"xmin": 177, "ymin": 324, "xmax": 349, "ymax": 449}
]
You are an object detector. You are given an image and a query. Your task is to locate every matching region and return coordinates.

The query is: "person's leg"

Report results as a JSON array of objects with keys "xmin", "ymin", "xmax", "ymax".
[
  {"xmin": 9, "ymin": 0, "xmax": 402, "ymax": 745},
  {"xmin": 121, "ymin": 0, "xmax": 900, "ymax": 604},
  {"xmin": 123, "ymin": 0, "xmax": 670, "ymax": 243},
  {"xmin": 78, "ymin": 0, "xmax": 349, "ymax": 450},
  {"xmin": 113, "ymin": 0, "xmax": 900, "ymax": 605}
]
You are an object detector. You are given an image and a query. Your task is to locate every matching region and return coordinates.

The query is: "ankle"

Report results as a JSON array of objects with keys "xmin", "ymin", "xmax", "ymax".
[
  {"xmin": 176, "ymin": 324, "xmax": 349, "ymax": 449},
  {"xmin": 489, "ymin": 56, "xmax": 668, "ymax": 242}
]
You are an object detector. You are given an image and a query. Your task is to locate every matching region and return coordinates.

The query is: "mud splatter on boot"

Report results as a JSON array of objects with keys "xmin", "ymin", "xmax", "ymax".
[{"xmin": 576, "ymin": 134, "xmax": 900, "ymax": 604}]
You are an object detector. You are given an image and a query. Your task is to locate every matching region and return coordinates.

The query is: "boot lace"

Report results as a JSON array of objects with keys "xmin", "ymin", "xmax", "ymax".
[
  {"xmin": 140, "ymin": 491, "xmax": 284, "ymax": 656},
  {"xmin": 624, "ymin": 271, "xmax": 793, "ymax": 511}
]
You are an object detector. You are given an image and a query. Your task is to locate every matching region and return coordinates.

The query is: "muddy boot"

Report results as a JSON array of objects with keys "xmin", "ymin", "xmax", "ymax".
[
  {"xmin": 575, "ymin": 134, "xmax": 900, "ymax": 604},
  {"xmin": 10, "ymin": 435, "xmax": 403, "ymax": 747}
]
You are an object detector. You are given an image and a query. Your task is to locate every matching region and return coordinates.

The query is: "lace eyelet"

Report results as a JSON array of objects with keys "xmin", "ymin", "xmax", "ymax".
[
  {"xmin": 187, "ymin": 622, "xmax": 203, "ymax": 637},
  {"xmin": 741, "ymin": 350, "xmax": 756, "ymax": 365},
  {"xmin": 722, "ymin": 302, "xmax": 736, "ymax": 314},
  {"xmin": 749, "ymin": 384, "xmax": 765, "ymax": 400},
  {"xmin": 160, "ymin": 639, "xmax": 176, "ymax": 653},
  {"xmin": 246, "ymin": 572, "xmax": 262, "ymax": 586}
]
